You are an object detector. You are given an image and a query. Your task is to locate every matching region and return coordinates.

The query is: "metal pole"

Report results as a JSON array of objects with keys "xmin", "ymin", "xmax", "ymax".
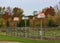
[
  {"xmin": 24, "ymin": 20, "xmax": 26, "ymax": 37},
  {"xmin": 40, "ymin": 19, "xmax": 43, "ymax": 40},
  {"xmin": 15, "ymin": 21, "xmax": 17, "ymax": 36},
  {"xmin": 16, "ymin": 21, "xmax": 18, "ymax": 36}
]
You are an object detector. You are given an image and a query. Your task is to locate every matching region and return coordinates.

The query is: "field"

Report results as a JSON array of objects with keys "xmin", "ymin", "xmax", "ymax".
[{"xmin": 0, "ymin": 35, "xmax": 60, "ymax": 43}]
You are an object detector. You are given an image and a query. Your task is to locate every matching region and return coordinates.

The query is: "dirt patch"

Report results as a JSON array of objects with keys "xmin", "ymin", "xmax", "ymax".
[{"xmin": 0, "ymin": 41, "xmax": 22, "ymax": 43}]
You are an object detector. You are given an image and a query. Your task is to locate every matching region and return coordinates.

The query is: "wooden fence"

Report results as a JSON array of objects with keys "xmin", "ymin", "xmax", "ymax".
[{"xmin": 0, "ymin": 27, "xmax": 60, "ymax": 40}]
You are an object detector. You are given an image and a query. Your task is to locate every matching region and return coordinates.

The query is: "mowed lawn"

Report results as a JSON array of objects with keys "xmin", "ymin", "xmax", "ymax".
[{"xmin": 0, "ymin": 35, "xmax": 60, "ymax": 43}]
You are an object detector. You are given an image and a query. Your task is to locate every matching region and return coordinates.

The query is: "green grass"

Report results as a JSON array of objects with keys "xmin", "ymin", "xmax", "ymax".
[
  {"xmin": 0, "ymin": 35, "xmax": 60, "ymax": 43},
  {"xmin": 44, "ymin": 29, "xmax": 60, "ymax": 36}
]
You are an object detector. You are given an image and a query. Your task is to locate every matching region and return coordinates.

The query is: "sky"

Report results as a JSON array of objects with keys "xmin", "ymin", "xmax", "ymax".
[{"xmin": 0, "ymin": 0, "xmax": 60, "ymax": 15}]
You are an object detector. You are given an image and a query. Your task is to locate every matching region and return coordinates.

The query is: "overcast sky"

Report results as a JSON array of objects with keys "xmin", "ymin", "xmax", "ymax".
[{"xmin": 0, "ymin": 0, "xmax": 60, "ymax": 15}]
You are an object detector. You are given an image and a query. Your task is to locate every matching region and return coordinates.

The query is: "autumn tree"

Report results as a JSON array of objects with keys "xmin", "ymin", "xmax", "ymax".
[
  {"xmin": 42, "ymin": 6, "xmax": 55, "ymax": 17},
  {"xmin": 2, "ymin": 12, "xmax": 9, "ymax": 20},
  {"xmin": 42, "ymin": 6, "xmax": 56, "ymax": 27}
]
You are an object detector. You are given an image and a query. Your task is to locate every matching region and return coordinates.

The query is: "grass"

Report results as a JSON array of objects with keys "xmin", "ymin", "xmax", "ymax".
[
  {"xmin": 44, "ymin": 29, "xmax": 60, "ymax": 36},
  {"xmin": 0, "ymin": 35, "xmax": 60, "ymax": 43}
]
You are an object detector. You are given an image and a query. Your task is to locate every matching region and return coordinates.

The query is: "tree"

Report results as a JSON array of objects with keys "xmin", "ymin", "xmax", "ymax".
[
  {"xmin": 33, "ymin": 11, "xmax": 38, "ymax": 15},
  {"xmin": 13, "ymin": 7, "xmax": 23, "ymax": 17},
  {"xmin": 5, "ymin": 7, "xmax": 12, "ymax": 15},
  {"xmin": 55, "ymin": 10, "xmax": 60, "ymax": 26},
  {"xmin": 28, "ymin": 15, "xmax": 34, "ymax": 27},
  {"xmin": 32, "ymin": 11, "xmax": 39, "ymax": 27},
  {"xmin": 42, "ymin": 6, "xmax": 55, "ymax": 17},
  {"xmin": 2, "ymin": 7, "xmax": 5, "ymax": 14},
  {"xmin": 42, "ymin": 6, "xmax": 56, "ymax": 27},
  {"xmin": 13, "ymin": 7, "xmax": 24, "ymax": 22},
  {"xmin": 2, "ymin": 13, "xmax": 9, "ymax": 20},
  {"xmin": 0, "ymin": 17, "xmax": 6, "ymax": 27},
  {"xmin": 18, "ymin": 20, "xmax": 25, "ymax": 27},
  {"xmin": 0, "ymin": 7, "xmax": 2, "ymax": 14}
]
